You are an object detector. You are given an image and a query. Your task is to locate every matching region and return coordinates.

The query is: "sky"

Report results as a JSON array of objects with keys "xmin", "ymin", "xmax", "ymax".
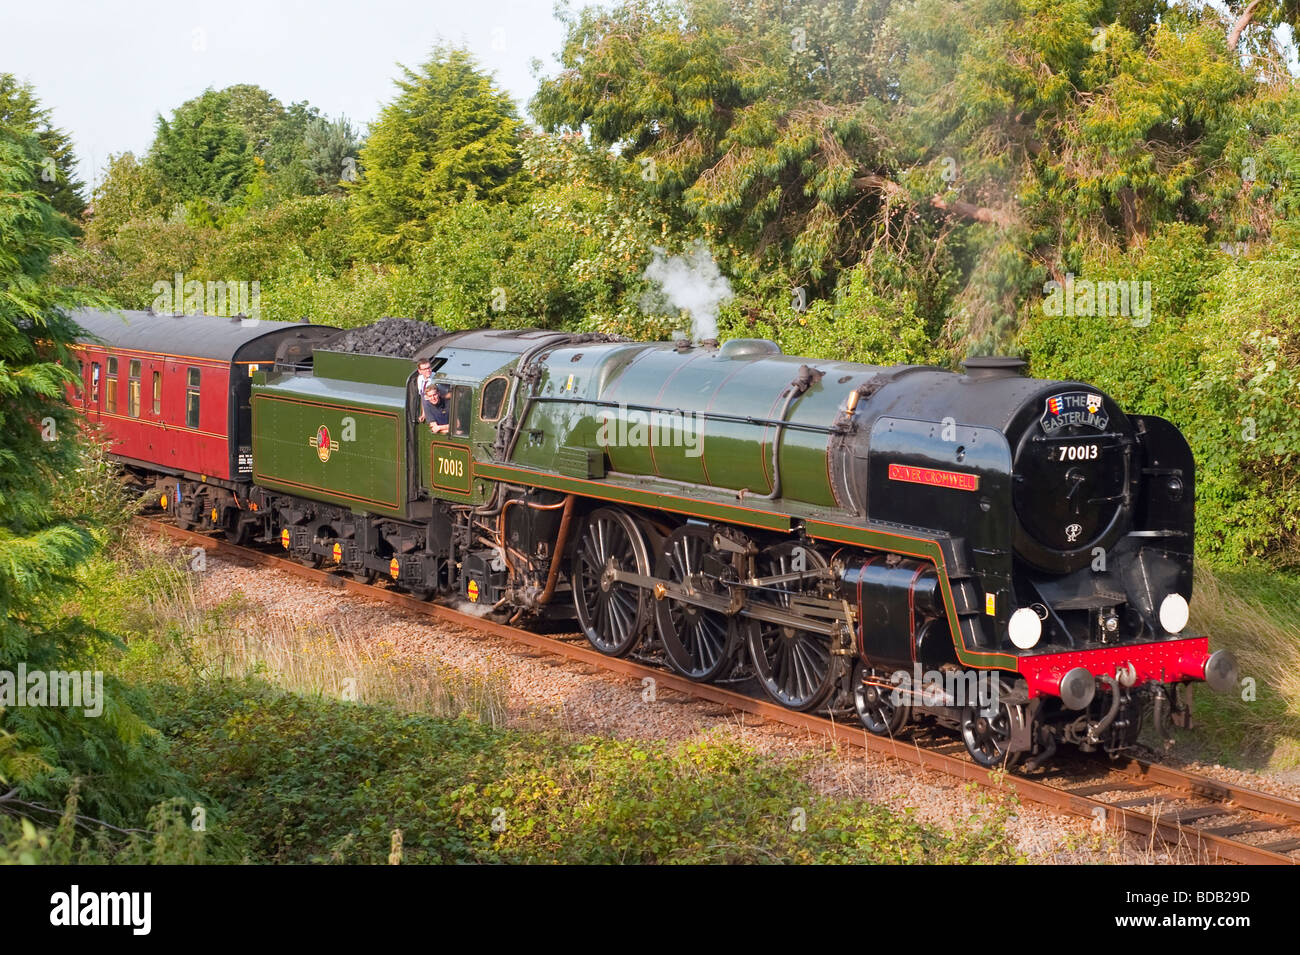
[{"xmin": 0, "ymin": 0, "xmax": 575, "ymax": 190}]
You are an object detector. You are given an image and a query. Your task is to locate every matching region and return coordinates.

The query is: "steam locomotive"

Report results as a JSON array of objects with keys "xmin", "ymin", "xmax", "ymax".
[{"xmin": 70, "ymin": 309, "xmax": 1239, "ymax": 768}]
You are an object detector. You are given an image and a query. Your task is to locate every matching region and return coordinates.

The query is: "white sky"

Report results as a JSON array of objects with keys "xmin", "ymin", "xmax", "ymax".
[{"xmin": 0, "ymin": 0, "xmax": 574, "ymax": 190}]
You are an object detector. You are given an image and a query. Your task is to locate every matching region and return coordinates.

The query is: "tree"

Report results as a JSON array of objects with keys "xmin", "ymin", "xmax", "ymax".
[
  {"xmin": 1225, "ymin": 0, "xmax": 1300, "ymax": 50},
  {"xmin": 149, "ymin": 89, "xmax": 257, "ymax": 205},
  {"xmin": 301, "ymin": 116, "xmax": 361, "ymax": 195},
  {"xmin": 85, "ymin": 152, "xmax": 165, "ymax": 241},
  {"xmin": 0, "ymin": 127, "xmax": 111, "ymax": 803},
  {"xmin": 0, "ymin": 74, "xmax": 86, "ymax": 221},
  {"xmin": 223, "ymin": 83, "xmax": 287, "ymax": 157},
  {"xmin": 534, "ymin": 0, "xmax": 1286, "ymax": 353},
  {"xmin": 350, "ymin": 47, "xmax": 528, "ymax": 257},
  {"xmin": 532, "ymin": 0, "xmax": 904, "ymax": 288},
  {"xmin": 262, "ymin": 101, "xmax": 322, "ymax": 197}
]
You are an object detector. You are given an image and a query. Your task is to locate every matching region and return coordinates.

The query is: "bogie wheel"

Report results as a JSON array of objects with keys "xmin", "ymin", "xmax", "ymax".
[
  {"xmin": 852, "ymin": 661, "xmax": 909, "ymax": 736},
  {"xmin": 961, "ymin": 699, "xmax": 1023, "ymax": 769},
  {"xmin": 571, "ymin": 507, "xmax": 653, "ymax": 657},
  {"xmin": 296, "ymin": 539, "xmax": 326, "ymax": 568},
  {"xmin": 175, "ymin": 501, "xmax": 200, "ymax": 531},
  {"xmin": 653, "ymin": 524, "xmax": 739, "ymax": 682},
  {"xmin": 746, "ymin": 542, "xmax": 843, "ymax": 711}
]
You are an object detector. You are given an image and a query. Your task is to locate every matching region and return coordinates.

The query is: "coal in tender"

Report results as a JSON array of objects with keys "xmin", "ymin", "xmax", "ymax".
[{"xmin": 323, "ymin": 317, "xmax": 446, "ymax": 358}]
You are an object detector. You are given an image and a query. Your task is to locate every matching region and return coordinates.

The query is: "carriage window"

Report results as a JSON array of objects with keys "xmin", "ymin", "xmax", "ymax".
[
  {"xmin": 480, "ymin": 377, "xmax": 508, "ymax": 422},
  {"xmin": 106, "ymin": 357, "xmax": 118, "ymax": 412},
  {"xmin": 451, "ymin": 385, "xmax": 472, "ymax": 437},
  {"xmin": 152, "ymin": 371, "xmax": 162, "ymax": 415},
  {"xmin": 91, "ymin": 363, "xmax": 100, "ymax": 404},
  {"xmin": 127, "ymin": 359, "xmax": 141, "ymax": 417},
  {"xmin": 186, "ymin": 368, "xmax": 201, "ymax": 428},
  {"xmin": 72, "ymin": 359, "xmax": 84, "ymax": 399}
]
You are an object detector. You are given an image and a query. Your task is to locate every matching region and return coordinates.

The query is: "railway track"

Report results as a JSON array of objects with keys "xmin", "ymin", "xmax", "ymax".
[{"xmin": 139, "ymin": 516, "xmax": 1300, "ymax": 865}]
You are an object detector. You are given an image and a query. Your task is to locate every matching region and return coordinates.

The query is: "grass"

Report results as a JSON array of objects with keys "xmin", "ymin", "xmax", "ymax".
[
  {"xmin": 118, "ymin": 579, "xmax": 510, "ymax": 728},
  {"xmin": 1180, "ymin": 565, "xmax": 1300, "ymax": 769}
]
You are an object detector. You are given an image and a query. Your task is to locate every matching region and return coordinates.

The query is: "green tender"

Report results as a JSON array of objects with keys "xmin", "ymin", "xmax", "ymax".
[{"xmin": 251, "ymin": 353, "xmax": 411, "ymax": 519}]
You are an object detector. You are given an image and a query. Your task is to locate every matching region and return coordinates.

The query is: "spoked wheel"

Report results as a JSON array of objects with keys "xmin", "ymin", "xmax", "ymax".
[
  {"xmin": 853, "ymin": 661, "xmax": 909, "ymax": 736},
  {"xmin": 653, "ymin": 524, "xmax": 739, "ymax": 682},
  {"xmin": 961, "ymin": 700, "xmax": 1023, "ymax": 769},
  {"xmin": 572, "ymin": 507, "xmax": 652, "ymax": 657},
  {"xmin": 746, "ymin": 542, "xmax": 842, "ymax": 711}
]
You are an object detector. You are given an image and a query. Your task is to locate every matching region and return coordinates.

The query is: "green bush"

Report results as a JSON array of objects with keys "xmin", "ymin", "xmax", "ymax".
[
  {"xmin": 1021, "ymin": 222, "xmax": 1300, "ymax": 566},
  {"xmin": 145, "ymin": 680, "xmax": 1019, "ymax": 864},
  {"xmin": 721, "ymin": 263, "xmax": 944, "ymax": 366}
]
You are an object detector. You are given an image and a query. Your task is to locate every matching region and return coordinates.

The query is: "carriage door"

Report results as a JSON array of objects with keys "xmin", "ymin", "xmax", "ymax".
[{"xmin": 89, "ymin": 361, "xmax": 102, "ymax": 421}]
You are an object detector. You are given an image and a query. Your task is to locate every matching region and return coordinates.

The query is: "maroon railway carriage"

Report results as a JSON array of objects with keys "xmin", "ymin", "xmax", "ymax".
[{"xmin": 69, "ymin": 308, "xmax": 337, "ymax": 537}]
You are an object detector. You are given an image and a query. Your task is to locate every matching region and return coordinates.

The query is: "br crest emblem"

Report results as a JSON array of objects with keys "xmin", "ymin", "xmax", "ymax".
[{"xmin": 310, "ymin": 425, "xmax": 340, "ymax": 463}]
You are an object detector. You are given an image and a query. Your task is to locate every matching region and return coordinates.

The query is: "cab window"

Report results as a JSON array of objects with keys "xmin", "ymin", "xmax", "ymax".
[
  {"xmin": 451, "ymin": 385, "xmax": 472, "ymax": 437},
  {"xmin": 480, "ymin": 377, "xmax": 508, "ymax": 422}
]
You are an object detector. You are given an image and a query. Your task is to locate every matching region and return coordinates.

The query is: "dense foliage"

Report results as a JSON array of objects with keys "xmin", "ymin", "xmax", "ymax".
[{"xmin": 0, "ymin": 128, "xmax": 184, "ymax": 824}]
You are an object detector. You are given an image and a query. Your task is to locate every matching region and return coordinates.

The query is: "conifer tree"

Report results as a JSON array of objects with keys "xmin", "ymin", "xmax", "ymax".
[
  {"xmin": 350, "ymin": 47, "xmax": 528, "ymax": 256},
  {"xmin": 149, "ymin": 89, "xmax": 257, "ymax": 205},
  {"xmin": 0, "ymin": 128, "xmax": 162, "ymax": 822},
  {"xmin": 0, "ymin": 74, "xmax": 86, "ymax": 221}
]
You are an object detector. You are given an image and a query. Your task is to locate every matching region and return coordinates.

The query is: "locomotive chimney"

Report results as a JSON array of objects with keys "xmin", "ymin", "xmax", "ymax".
[{"xmin": 962, "ymin": 356, "xmax": 1027, "ymax": 380}]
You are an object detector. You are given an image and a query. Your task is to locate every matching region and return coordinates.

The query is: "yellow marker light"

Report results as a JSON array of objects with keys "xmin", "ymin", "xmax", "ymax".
[
  {"xmin": 389, "ymin": 557, "xmax": 400, "ymax": 579},
  {"xmin": 280, "ymin": 528, "xmax": 290, "ymax": 549},
  {"xmin": 985, "ymin": 593, "xmax": 996, "ymax": 616}
]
